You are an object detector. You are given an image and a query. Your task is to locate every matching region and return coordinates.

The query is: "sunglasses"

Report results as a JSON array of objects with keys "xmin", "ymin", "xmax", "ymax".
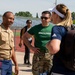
[{"xmin": 41, "ymin": 16, "xmax": 49, "ymax": 20}]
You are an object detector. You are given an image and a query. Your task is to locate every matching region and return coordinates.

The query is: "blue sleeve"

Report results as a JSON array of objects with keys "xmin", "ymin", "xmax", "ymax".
[{"xmin": 51, "ymin": 26, "xmax": 66, "ymax": 40}]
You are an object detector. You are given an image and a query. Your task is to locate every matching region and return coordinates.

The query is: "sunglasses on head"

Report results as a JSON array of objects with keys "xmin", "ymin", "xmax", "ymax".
[
  {"xmin": 41, "ymin": 16, "xmax": 49, "ymax": 20},
  {"xmin": 27, "ymin": 22, "xmax": 32, "ymax": 24}
]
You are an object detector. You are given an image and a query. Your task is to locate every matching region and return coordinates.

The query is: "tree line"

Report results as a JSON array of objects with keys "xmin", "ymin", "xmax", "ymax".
[
  {"xmin": 72, "ymin": 12, "xmax": 75, "ymax": 20},
  {"xmin": 15, "ymin": 11, "xmax": 39, "ymax": 18},
  {"xmin": 15, "ymin": 11, "xmax": 75, "ymax": 20}
]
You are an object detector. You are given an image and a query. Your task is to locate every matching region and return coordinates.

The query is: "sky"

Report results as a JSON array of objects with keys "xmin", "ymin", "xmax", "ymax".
[{"xmin": 0, "ymin": 0, "xmax": 75, "ymax": 17}]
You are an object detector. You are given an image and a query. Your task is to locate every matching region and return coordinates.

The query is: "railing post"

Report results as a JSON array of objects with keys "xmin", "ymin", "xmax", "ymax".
[{"xmin": 14, "ymin": 29, "xmax": 16, "ymax": 51}]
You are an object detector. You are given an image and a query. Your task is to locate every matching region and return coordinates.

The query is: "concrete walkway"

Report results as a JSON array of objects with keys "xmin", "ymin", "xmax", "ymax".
[{"xmin": 12, "ymin": 51, "xmax": 33, "ymax": 75}]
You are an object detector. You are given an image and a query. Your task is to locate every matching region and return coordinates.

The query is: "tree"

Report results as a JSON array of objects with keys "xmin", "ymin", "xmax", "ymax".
[
  {"xmin": 36, "ymin": 13, "xmax": 39, "ymax": 18},
  {"xmin": 71, "ymin": 12, "xmax": 75, "ymax": 20},
  {"xmin": 15, "ymin": 11, "xmax": 33, "ymax": 17}
]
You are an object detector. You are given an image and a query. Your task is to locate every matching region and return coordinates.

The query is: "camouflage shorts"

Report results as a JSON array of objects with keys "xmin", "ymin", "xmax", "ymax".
[{"xmin": 32, "ymin": 52, "xmax": 53, "ymax": 75}]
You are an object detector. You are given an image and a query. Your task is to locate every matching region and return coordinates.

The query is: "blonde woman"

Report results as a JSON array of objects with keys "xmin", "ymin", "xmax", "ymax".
[{"xmin": 46, "ymin": 4, "xmax": 74, "ymax": 75}]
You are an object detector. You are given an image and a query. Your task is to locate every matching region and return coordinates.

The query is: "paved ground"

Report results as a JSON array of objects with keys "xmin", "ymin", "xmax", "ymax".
[
  {"xmin": 12, "ymin": 30, "xmax": 34, "ymax": 75},
  {"xmin": 12, "ymin": 51, "xmax": 33, "ymax": 75}
]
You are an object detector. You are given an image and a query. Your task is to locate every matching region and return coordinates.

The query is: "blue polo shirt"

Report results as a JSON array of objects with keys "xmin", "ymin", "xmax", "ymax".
[{"xmin": 50, "ymin": 26, "xmax": 75, "ymax": 75}]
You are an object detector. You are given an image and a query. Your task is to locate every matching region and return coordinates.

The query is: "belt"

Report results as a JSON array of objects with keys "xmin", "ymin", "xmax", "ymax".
[{"xmin": 0, "ymin": 57, "xmax": 11, "ymax": 60}]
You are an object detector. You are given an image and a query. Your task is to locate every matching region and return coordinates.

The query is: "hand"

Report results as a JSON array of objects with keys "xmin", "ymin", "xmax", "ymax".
[
  {"xmin": 14, "ymin": 65, "xmax": 19, "ymax": 75},
  {"xmin": 31, "ymin": 47, "xmax": 40, "ymax": 54},
  {"xmin": 19, "ymin": 43, "xmax": 22, "ymax": 47}
]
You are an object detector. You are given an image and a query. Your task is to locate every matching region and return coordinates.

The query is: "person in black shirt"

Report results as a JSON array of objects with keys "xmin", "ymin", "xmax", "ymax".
[{"xmin": 19, "ymin": 20, "xmax": 32, "ymax": 65}]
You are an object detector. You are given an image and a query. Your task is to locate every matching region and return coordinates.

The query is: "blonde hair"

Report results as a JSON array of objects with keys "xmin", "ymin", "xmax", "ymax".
[{"xmin": 56, "ymin": 4, "xmax": 73, "ymax": 27}]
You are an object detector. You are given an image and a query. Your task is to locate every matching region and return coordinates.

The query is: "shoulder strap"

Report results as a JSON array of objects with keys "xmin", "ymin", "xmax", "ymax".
[
  {"xmin": 71, "ymin": 25, "xmax": 75, "ymax": 30},
  {"xmin": 65, "ymin": 25, "xmax": 75, "ymax": 31}
]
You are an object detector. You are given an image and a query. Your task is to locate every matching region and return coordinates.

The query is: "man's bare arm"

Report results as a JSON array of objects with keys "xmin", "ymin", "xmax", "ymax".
[
  {"xmin": 23, "ymin": 32, "xmax": 40, "ymax": 53},
  {"xmin": 22, "ymin": 32, "xmax": 33, "ymax": 49}
]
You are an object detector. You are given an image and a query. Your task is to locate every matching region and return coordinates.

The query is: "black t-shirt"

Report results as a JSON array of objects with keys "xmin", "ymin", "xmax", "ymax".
[{"xmin": 20, "ymin": 26, "xmax": 27, "ymax": 39}]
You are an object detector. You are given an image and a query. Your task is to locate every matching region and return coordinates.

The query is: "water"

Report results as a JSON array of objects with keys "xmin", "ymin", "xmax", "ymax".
[{"xmin": 0, "ymin": 16, "xmax": 41, "ymax": 29}]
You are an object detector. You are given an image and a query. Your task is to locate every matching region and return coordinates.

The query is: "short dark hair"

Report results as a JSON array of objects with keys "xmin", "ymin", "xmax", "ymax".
[
  {"xmin": 3, "ymin": 11, "xmax": 13, "ymax": 17},
  {"xmin": 42, "ymin": 11, "xmax": 51, "ymax": 16},
  {"xmin": 26, "ymin": 19, "xmax": 32, "ymax": 23}
]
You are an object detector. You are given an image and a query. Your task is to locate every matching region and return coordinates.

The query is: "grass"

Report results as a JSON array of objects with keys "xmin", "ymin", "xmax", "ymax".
[
  {"xmin": 14, "ymin": 32, "xmax": 20, "ymax": 37},
  {"xmin": 12, "ymin": 72, "xmax": 15, "ymax": 75},
  {"xmin": 73, "ymin": 20, "xmax": 75, "ymax": 24}
]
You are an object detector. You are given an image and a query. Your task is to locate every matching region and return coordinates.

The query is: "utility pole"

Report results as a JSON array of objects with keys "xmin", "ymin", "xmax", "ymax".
[{"xmin": 55, "ymin": 0, "xmax": 57, "ymax": 6}]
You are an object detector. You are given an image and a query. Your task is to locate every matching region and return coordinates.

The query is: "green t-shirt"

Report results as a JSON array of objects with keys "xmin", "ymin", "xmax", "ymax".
[{"xmin": 28, "ymin": 23, "xmax": 53, "ymax": 52}]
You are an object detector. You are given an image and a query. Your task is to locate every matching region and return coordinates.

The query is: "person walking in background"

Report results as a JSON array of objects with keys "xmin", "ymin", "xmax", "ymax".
[
  {"xmin": 0, "ymin": 11, "xmax": 19, "ymax": 75},
  {"xmin": 46, "ymin": 4, "xmax": 75, "ymax": 75},
  {"xmin": 23, "ymin": 11, "xmax": 53, "ymax": 75},
  {"xmin": 19, "ymin": 20, "xmax": 32, "ymax": 65}
]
